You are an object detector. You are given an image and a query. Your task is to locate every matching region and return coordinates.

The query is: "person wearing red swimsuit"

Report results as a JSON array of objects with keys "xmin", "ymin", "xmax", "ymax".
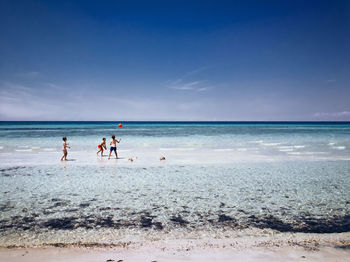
[{"xmin": 96, "ymin": 138, "xmax": 107, "ymax": 156}]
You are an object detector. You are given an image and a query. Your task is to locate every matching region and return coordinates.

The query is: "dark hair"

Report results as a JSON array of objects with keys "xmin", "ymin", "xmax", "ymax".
[
  {"xmin": 62, "ymin": 137, "xmax": 67, "ymax": 141},
  {"xmin": 112, "ymin": 135, "xmax": 115, "ymax": 139},
  {"xmin": 103, "ymin": 137, "xmax": 106, "ymax": 140}
]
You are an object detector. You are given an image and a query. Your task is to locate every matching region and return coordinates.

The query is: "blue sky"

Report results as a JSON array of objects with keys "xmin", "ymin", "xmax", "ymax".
[{"xmin": 0, "ymin": 0, "xmax": 349, "ymax": 120}]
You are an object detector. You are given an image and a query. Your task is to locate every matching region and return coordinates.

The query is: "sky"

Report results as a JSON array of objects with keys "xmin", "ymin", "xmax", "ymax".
[{"xmin": 0, "ymin": 0, "xmax": 349, "ymax": 121}]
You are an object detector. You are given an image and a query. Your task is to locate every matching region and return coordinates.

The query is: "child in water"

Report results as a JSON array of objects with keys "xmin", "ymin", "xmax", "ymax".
[
  {"xmin": 96, "ymin": 138, "xmax": 107, "ymax": 156},
  {"xmin": 108, "ymin": 135, "xmax": 121, "ymax": 159},
  {"xmin": 60, "ymin": 137, "xmax": 70, "ymax": 161}
]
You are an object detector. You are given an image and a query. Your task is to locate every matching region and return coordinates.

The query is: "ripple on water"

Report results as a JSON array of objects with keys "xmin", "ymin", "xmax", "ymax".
[{"xmin": 0, "ymin": 161, "xmax": 350, "ymax": 245}]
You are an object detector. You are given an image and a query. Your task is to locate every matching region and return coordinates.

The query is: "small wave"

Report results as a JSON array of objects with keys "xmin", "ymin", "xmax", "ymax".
[
  {"xmin": 333, "ymin": 146, "xmax": 346, "ymax": 150},
  {"xmin": 248, "ymin": 140, "xmax": 264, "ymax": 144},
  {"xmin": 236, "ymin": 148, "xmax": 248, "ymax": 151},
  {"xmin": 43, "ymin": 148, "xmax": 55, "ymax": 151},
  {"xmin": 15, "ymin": 149, "xmax": 32, "ymax": 152},
  {"xmin": 261, "ymin": 143, "xmax": 282, "ymax": 146},
  {"xmin": 288, "ymin": 152, "xmax": 328, "ymax": 155},
  {"xmin": 279, "ymin": 149, "xmax": 294, "ymax": 152},
  {"xmin": 213, "ymin": 149, "xmax": 233, "ymax": 152},
  {"xmin": 31, "ymin": 147, "xmax": 40, "ymax": 150},
  {"xmin": 278, "ymin": 145, "xmax": 305, "ymax": 150},
  {"xmin": 0, "ymin": 146, "xmax": 4, "ymax": 149},
  {"xmin": 328, "ymin": 142, "xmax": 336, "ymax": 146}
]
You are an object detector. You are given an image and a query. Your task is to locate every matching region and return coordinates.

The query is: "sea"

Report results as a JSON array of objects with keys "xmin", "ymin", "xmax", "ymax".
[{"xmin": 0, "ymin": 121, "xmax": 349, "ymax": 247}]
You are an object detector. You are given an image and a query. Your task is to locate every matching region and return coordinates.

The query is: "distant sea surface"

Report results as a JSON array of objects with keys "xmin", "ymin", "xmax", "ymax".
[{"xmin": 0, "ymin": 121, "xmax": 350, "ymax": 246}]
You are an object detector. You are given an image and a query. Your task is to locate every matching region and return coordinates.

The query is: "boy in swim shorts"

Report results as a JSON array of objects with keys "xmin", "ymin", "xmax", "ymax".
[
  {"xmin": 96, "ymin": 137, "xmax": 107, "ymax": 156},
  {"xmin": 108, "ymin": 135, "xmax": 121, "ymax": 159}
]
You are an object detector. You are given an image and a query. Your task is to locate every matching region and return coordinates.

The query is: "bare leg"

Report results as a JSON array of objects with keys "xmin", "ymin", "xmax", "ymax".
[
  {"xmin": 108, "ymin": 150, "xmax": 112, "ymax": 160},
  {"xmin": 61, "ymin": 150, "xmax": 66, "ymax": 161},
  {"xmin": 64, "ymin": 151, "xmax": 68, "ymax": 160},
  {"xmin": 96, "ymin": 149, "xmax": 102, "ymax": 155},
  {"xmin": 114, "ymin": 150, "xmax": 118, "ymax": 159},
  {"xmin": 101, "ymin": 149, "xmax": 104, "ymax": 156}
]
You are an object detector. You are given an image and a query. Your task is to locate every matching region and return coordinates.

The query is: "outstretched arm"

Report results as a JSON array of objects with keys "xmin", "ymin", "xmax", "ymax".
[{"xmin": 117, "ymin": 139, "xmax": 121, "ymax": 143}]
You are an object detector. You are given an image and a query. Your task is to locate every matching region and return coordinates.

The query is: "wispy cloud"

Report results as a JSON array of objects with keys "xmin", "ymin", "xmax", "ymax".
[
  {"xmin": 167, "ymin": 77, "xmax": 214, "ymax": 92},
  {"xmin": 164, "ymin": 66, "xmax": 214, "ymax": 92},
  {"xmin": 0, "ymin": 80, "xmax": 210, "ymax": 120},
  {"xmin": 169, "ymin": 80, "xmax": 201, "ymax": 90},
  {"xmin": 313, "ymin": 111, "xmax": 350, "ymax": 119},
  {"xmin": 0, "ymin": 81, "xmax": 62, "ymax": 120},
  {"xmin": 182, "ymin": 66, "xmax": 209, "ymax": 78},
  {"xmin": 14, "ymin": 71, "xmax": 41, "ymax": 79},
  {"xmin": 326, "ymin": 79, "xmax": 336, "ymax": 83},
  {"xmin": 197, "ymin": 86, "xmax": 214, "ymax": 92}
]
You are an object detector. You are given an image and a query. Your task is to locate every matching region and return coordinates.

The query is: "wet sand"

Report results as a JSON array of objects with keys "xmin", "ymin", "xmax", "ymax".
[
  {"xmin": 1, "ymin": 233, "xmax": 350, "ymax": 262},
  {"xmin": 1, "ymin": 243, "xmax": 349, "ymax": 262}
]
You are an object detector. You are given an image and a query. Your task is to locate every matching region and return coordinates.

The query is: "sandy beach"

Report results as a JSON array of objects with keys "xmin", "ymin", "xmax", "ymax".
[{"xmin": 1, "ymin": 232, "xmax": 350, "ymax": 262}]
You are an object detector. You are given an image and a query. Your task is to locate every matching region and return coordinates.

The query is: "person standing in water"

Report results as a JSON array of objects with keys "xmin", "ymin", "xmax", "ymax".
[
  {"xmin": 96, "ymin": 137, "xmax": 107, "ymax": 156},
  {"xmin": 60, "ymin": 137, "xmax": 70, "ymax": 161},
  {"xmin": 108, "ymin": 135, "xmax": 121, "ymax": 159}
]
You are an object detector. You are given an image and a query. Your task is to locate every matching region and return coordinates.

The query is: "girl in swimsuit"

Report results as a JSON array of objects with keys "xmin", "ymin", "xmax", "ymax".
[
  {"xmin": 96, "ymin": 138, "xmax": 107, "ymax": 156},
  {"xmin": 60, "ymin": 137, "xmax": 70, "ymax": 161}
]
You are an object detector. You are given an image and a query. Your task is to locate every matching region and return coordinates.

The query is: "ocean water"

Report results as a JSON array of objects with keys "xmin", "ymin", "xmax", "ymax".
[{"xmin": 0, "ymin": 121, "xmax": 350, "ymax": 246}]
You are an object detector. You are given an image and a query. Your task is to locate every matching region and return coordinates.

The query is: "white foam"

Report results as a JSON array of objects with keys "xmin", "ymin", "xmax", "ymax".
[
  {"xmin": 43, "ymin": 148, "xmax": 55, "ymax": 151},
  {"xmin": 213, "ymin": 149, "xmax": 233, "ymax": 152},
  {"xmin": 333, "ymin": 146, "xmax": 346, "ymax": 150},
  {"xmin": 237, "ymin": 148, "xmax": 248, "ymax": 151},
  {"xmin": 0, "ymin": 146, "xmax": 4, "ymax": 149},
  {"xmin": 261, "ymin": 143, "xmax": 282, "ymax": 146},
  {"xmin": 15, "ymin": 149, "xmax": 32, "ymax": 152},
  {"xmin": 279, "ymin": 149, "xmax": 294, "ymax": 152},
  {"xmin": 288, "ymin": 152, "xmax": 328, "ymax": 155},
  {"xmin": 328, "ymin": 142, "xmax": 336, "ymax": 146},
  {"xmin": 31, "ymin": 147, "xmax": 41, "ymax": 150},
  {"xmin": 278, "ymin": 145, "xmax": 305, "ymax": 150}
]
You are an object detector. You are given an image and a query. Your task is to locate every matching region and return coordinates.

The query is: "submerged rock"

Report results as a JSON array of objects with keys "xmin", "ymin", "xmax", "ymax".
[
  {"xmin": 170, "ymin": 215, "xmax": 188, "ymax": 225},
  {"xmin": 218, "ymin": 214, "xmax": 236, "ymax": 223}
]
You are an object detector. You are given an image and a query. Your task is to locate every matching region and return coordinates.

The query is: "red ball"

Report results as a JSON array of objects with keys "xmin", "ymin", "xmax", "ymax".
[{"xmin": 118, "ymin": 123, "xmax": 123, "ymax": 128}]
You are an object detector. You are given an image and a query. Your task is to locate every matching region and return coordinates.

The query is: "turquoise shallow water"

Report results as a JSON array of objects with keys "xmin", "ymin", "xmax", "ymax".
[{"xmin": 0, "ymin": 122, "xmax": 350, "ymax": 246}]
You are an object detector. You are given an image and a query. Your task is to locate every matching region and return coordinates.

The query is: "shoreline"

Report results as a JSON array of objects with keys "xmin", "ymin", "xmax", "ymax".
[{"xmin": 1, "ymin": 233, "xmax": 350, "ymax": 261}]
